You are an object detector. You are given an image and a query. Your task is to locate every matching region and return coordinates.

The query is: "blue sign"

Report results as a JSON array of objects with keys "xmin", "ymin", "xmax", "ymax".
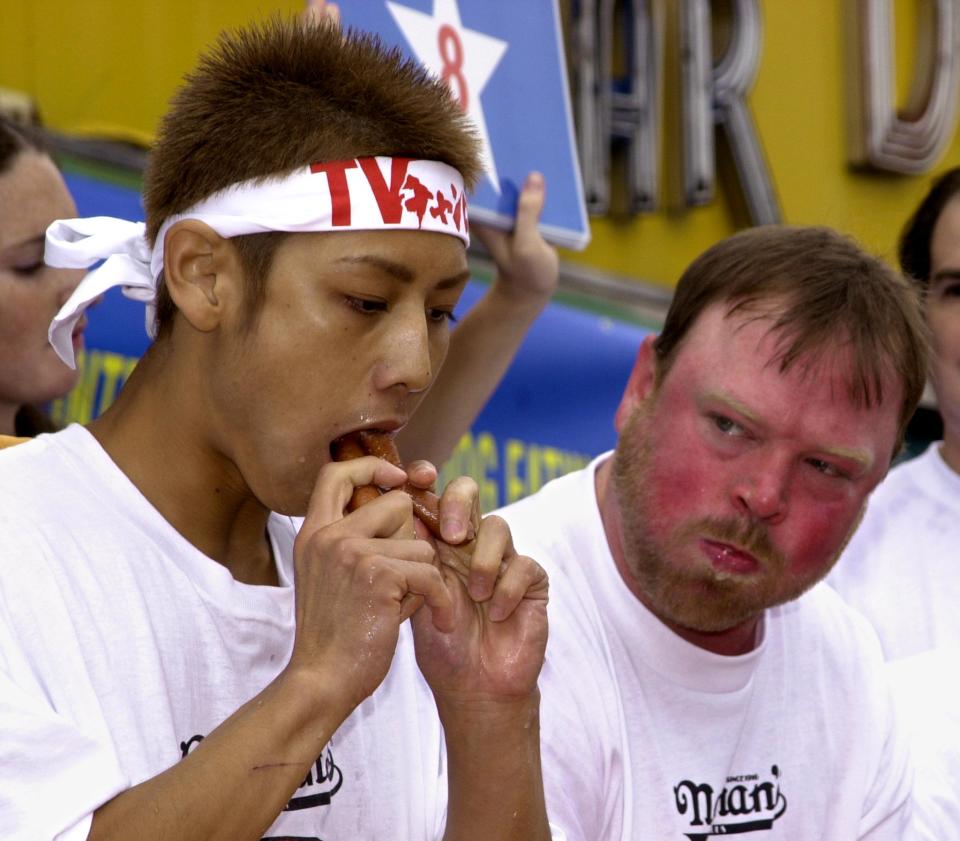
[{"xmin": 338, "ymin": 0, "xmax": 590, "ymax": 250}]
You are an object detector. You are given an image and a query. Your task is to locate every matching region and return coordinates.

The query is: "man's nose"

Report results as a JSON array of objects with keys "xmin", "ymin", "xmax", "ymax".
[
  {"xmin": 730, "ymin": 452, "xmax": 790, "ymax": 524},
  {"xmin": 371, "ymin": 309, "xmax": 433, "ymax": 394}
]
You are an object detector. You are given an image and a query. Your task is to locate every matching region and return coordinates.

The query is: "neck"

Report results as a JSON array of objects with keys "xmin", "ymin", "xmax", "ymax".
[
  {"xmin": 88, "ymin": 343, "xmax": 277, "ymax": 586},
  {"xmin": 0, "ymin": 402, "xmax": 17, "ymax": 436},
  {"xmin": 940, "ymin": 424, "xmax": 960, "ymax": 476},
  {"xmin": 594, "ymin": 457, "xmax": 760, "ymax": 657}
]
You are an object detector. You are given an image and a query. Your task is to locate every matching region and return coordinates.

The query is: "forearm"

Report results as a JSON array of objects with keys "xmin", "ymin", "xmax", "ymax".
[
  {"xmin": 88, "ymin": 668, "xmax": 350, "ymax": 841},
  {"xmin": 399, "ymin": 282, "xmax": 550, "ymax": 466},
  {"xmin": 438, "ymin": 691, "xmax": 551, "ymax": 841}
]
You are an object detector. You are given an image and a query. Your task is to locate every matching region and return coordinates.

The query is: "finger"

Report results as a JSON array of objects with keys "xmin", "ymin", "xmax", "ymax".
[
  {"xmin": 301, "ymin": 459, "xmax": 408, "ymax": 539},
  {"xmin": 404, "ymin": 459, "xmax": 438, "ymax": 490},
  {"xmin": 467, "ymin": 514, "xmax": 513, "ymax": 601},
  {"xmin": 398, "ymin": 592, "xmax": 425, "ymax": 623},
  {"xmin": 344, "ymin": 534, "xmax": 437, "ymax": 566},
  {"xmin": 348, "ymin": 490, "xmax": 423, "ymax": 540},
  {"xmin": 512, "ymin": 171, "xmax": 547, "ymax": 243},
  {"xmin": 397, "ymin": 559, "xmax": 455, "ymax": 632},
  {"xmin": 487, "ymin": 555, "xmax": 549, "ymax": 622},
  {"xmin": 437, "ymin": 475, "xmax": 479, "ymax": 544},
  {"xmin": 304, "ymin": 0, "xmax": 341, "ymax": 28}
]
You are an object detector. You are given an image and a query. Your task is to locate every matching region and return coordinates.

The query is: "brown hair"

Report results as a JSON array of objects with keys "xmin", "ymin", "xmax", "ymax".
[
  {"xmin": 0, "ymin": 114, "xmax": 49, "ymax": 175},
  {"xmin": 143, "ymin": 15, "xmax": 481, "ymax": 333},
  {"xmin": 898, "ymin": 167, "xmax": 960, "ymax": 285},
  {"xmin": 654, "ymin": 225, "xmax": 928, "ymax": 456}
]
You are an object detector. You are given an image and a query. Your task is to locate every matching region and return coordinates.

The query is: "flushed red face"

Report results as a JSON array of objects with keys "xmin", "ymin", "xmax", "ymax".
[{"xmin": 610, "ymin": 302, "xmax": 902, "ymax": 636}]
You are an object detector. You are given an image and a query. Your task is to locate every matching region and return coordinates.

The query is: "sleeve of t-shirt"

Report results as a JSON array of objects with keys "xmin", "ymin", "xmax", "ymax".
[
  {"xmin": 855, "ymin": 658, "xmax": 915, "ymax": 841},
  {"xmin": 0, "ymin": 537, "xmax": 127, "ymax": 840},
  {"xmin": 0, "ymin": 657, "xmax": 127, "ymax": 841},
  {"xmin": 887, "ymin": 650, "xmax": 960, "ymax": 841}
]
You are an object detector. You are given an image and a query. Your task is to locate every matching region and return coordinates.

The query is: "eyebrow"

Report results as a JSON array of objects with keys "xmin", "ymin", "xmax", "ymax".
[
  {"xmin": 0, "ymin": 235, "xmax": 45, "ymax": 258},
  {"xmin": 333, "ymin": 254, "xmax": 470, "ymax": 289},
  {"xmin": 930, "ymin": 268, "xmax": 960, "ymax": 284},
  {"xmin": 704, "ymin": 391, "xmax": 874, "ymax": 469}
]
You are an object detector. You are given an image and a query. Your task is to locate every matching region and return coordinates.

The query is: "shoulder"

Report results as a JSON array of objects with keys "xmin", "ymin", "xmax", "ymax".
[
  {"xmin": 0, "ymin": 427, "xmax": 90, "ymax": 517},
  {"xmin": 495, "ymin": 460, "xmax": 604, "ymax": 569},
  {"xmin": 769, "ymin": 584, "xmax": 887, "ymax": 683}
]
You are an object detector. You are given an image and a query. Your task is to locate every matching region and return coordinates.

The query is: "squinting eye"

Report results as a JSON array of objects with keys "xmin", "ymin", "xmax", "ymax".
[
  {"xmin": 346, "ymin": 296, "xmax": 387, "ymax": 315},
  {"xmin": 943, "ymin": 282, "xmax": 960, "ymax": 298},
  {"xmin": 807, "ymin": 458, "xmax": 845, "ymax": 479}
]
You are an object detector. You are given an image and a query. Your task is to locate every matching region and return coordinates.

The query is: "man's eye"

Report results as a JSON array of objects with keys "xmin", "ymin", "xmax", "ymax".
[
  {"xmin": 943, "ymin": 282, "xmax": 960, "ymax": 298},
  {"xmin": 346, "ymin": 296, "xmax": 387, "ymax": 314},
  {"xmin": 807, "ymin": 458, "xmax": 845, "ymax": 479},
  {"xmin": 428, "ymin": 308, "xmax": 458, "ymax": 324},
  {"xmin": 712, "ymin": 414, "xmax": 743, "ymax": 436},
  {"xmin": 12, "ymin": 262, "xmax": 44, "ymax": 277}
]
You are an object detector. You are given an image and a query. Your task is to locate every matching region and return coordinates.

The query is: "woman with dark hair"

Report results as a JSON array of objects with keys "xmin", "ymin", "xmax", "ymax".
[{"xmin": 0, "ymin": 115, "xmax": 85, "ymax": 438}]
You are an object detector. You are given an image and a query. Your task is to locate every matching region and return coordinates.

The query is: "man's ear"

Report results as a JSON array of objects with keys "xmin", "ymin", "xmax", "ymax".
[
  {"xmin": 162, "ymin": 220, "xmax": 239, "ymax": 333},
  {"xmin": 614, "ymin": 334, "xmax": 659, "ymax": 433}
]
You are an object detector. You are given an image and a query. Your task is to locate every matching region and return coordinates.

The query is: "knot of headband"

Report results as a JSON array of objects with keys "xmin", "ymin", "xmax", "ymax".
[{"xmin": 45, "ymin": 157, "xmax": 470, "ymax": 368}]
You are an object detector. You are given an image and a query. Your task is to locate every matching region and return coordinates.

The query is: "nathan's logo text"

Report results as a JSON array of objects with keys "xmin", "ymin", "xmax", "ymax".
[{"xmin": 673, "ymin": 765, "xmax": 787, "ymax": 840}]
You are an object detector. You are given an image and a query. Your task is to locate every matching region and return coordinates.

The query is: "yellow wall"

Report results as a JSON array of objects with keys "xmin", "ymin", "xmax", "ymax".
[{"xmin": 2, "ymin": 0, "xmax": 958, "ymax": 288}]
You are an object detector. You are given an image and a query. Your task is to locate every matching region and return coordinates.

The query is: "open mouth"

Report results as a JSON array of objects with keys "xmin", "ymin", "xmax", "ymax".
[{"xmin": 329, "ymin": 428, "xmax": 399, "ymax": 464}]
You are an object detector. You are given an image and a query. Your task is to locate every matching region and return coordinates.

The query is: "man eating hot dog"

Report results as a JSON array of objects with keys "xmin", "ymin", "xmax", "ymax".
[{"xmin": 0, "ymin": 17, "xmax": 555, "ymax": 841}]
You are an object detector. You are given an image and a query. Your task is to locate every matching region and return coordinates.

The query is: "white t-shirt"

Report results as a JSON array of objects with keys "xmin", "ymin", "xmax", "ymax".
[
  {"xmin": 497, "ymin": 454, "xmax": 913, "ymax": 841},
  {"xmin": 0, "ymin": 426, "xmax": 447, "ymax": 841},
  {"xmin": 829, "ymin": 443, "xmax": 960, "ymax": 661},
  {"xmin": 886, "ymin": 647, "xmax": 960, "ymax": 841}
]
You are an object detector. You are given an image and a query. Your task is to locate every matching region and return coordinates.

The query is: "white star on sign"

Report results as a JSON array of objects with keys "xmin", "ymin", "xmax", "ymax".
[{"xmin": 387, "ymin": 0, "xmax": 508, "ymax": 194}]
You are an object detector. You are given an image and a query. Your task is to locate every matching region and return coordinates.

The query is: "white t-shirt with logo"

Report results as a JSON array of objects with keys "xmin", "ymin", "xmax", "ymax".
[
  {"xmin": 497, "ymin": 454, "xmax": 913, "ymax": 841},
  {"xmin": 0, "ymin": 426, "xmax": 448, "ymax": 841},
  {"xmin": 829, "ymin": 443, "xmax": 960, "ymax": 661}
]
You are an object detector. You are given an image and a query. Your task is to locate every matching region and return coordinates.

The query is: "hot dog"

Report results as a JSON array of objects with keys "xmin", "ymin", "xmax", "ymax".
[
  {"xmin": 330, "ymin": 431, "xmax": 444, "ymax": 539},
  {"xmin": 330, "ymin": 432, "xmax": 487, "ymax": 582}
]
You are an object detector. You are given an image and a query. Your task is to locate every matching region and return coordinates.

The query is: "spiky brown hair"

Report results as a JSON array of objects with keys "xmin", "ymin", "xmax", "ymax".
[{"xmin": 143, "ymin": 15, "xmax": 481, "ymax": 331}]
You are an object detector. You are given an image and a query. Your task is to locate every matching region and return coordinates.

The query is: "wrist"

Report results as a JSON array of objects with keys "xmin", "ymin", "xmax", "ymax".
[
  {"xmin": 487, "ymin": 275, "xmax": 555, "ymax": 314},
  {"xmin": 434, "ymin": 688, "xmax": 541, "ymax": 745},
  {"xmin": 274, "ymin": 661, "xmax": 360, "ymax": 737}
]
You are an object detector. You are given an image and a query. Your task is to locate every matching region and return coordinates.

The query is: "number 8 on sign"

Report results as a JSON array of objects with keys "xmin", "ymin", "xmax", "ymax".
[{"xmin": 438, "ymin": 24, "xmax": 468, "ymax": 111}]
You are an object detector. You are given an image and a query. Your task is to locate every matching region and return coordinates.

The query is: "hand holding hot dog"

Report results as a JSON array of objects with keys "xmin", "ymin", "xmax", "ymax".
[
  {"xmin": 286, "ymin": 455, "xmax": 455, "ymax": 711},
  {"xmin": 330, "ymin": 432, "xmax": 548, "ymax": 701}
]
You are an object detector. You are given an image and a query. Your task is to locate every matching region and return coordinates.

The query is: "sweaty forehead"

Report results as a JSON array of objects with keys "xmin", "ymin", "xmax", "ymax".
[{"xmin": 672, "ymin": 303, "xmax": 898, "ymax": 406}]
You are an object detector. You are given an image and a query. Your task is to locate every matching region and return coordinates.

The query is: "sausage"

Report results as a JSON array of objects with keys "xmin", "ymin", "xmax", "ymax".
[
  {"xmin": 331, "ymin": 432, "xmax": 481, "ymax": 581},
  {"xmin": 331, "ymin": 431, "xmax": 443, "ymax": 539}
]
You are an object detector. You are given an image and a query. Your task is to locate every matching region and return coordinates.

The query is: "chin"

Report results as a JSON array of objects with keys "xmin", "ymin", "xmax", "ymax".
[{"xmin": 252, "ymin": 458, "xmax": 323, "ymax": 518}]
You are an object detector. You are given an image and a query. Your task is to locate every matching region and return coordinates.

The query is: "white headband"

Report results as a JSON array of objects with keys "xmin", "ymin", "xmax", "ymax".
[{"xmin": 45, "ymin": 157, "xmax": 469, "ymax": 368}]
